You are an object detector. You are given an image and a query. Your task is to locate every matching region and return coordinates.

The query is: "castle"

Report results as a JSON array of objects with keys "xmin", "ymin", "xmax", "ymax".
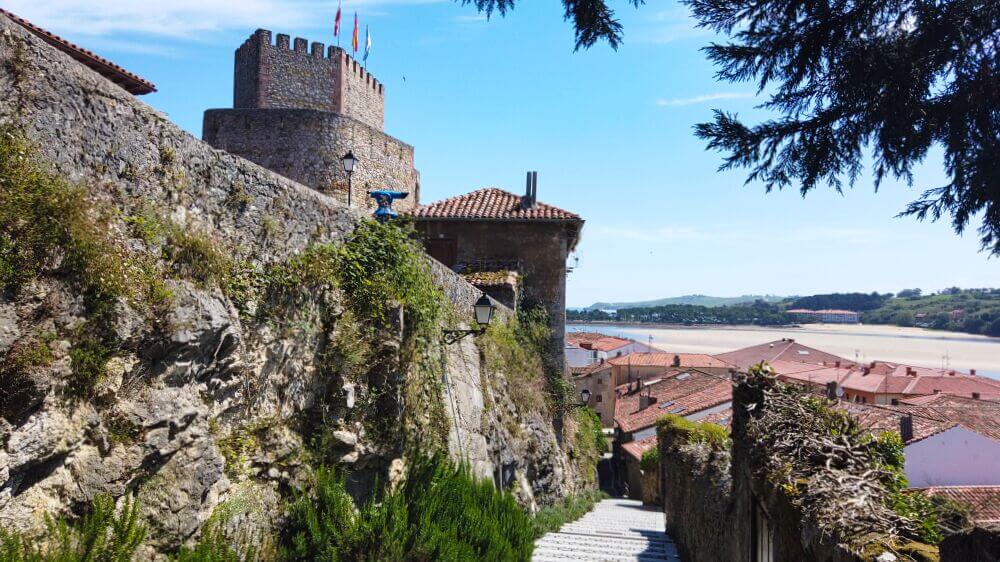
[{"xmin": 203, "ymin": 29, "xmax": 419, "ymax": 211}]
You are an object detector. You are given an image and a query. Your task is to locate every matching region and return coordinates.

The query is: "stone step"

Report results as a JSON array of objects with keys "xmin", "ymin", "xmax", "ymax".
[{"xmin": 531, "ymin": 499, "xmax": 682, "ymax": 562}]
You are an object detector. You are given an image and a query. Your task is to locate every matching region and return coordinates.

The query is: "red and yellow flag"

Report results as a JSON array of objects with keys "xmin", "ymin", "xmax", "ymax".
[{"xmin": 352, "ymin": 12, "xmax": 359, "ymax": 53}]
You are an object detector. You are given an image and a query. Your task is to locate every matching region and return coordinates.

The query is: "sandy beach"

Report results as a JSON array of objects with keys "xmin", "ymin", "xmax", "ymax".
[{"xmin": 567, "ymin": 323, "xmax": 1000, "ymax": 379}]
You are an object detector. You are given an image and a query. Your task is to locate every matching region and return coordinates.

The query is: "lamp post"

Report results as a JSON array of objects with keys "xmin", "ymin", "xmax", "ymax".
[
  {"xmin": 342, "ymin": 150, "xmax": 357, "ymax": 207},
  {"xmin": 443, "ymin": 295, "xmax": 496, "ymax": 343}
]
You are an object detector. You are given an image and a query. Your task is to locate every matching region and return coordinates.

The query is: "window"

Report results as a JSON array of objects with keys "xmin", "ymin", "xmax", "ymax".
[
  {"xmin": 891, "ymin": 399, "xmax": 899, "ymax": 405},
  {"xmin": 596, "ymin": 394, "xmax": 603, "ymax": 403},
  {"xmin": 973, "ymin": 393, "xmax": 981, "ymax": 399}
]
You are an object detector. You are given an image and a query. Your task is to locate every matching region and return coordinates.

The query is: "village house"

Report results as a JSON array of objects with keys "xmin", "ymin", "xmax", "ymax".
[
  {"xmin": 772, "ymin": 359, "xmax": 1000, "ymax": 404},
  {"xmin": 608, "ymin": 352, "xmax": 733, "ymax": 386},
  {"xmin": 570, "ymin": 361, "xmax": 615, "ymax": 426},
  {"xmin": 565, "ymin": 331, "xmax": 654, "ymax": 368},
  {"xmin": 911, "ymin": 486, "xmax": 1000, "ymax": 527},
  {"xmin": 839, "ymin": 394, "xmax": 1000, "ymax": 487},
  {"xmin": 715, "ymin": 338, "xmax": 856, "ymax": 370},
  {"xmin": 413, "ymin": 181, "xmax": 584, "ymax": 367},
  {"xmin": 786, "ymin": 308, "xmax": 861, "ymax": 323},
  {"xmin": 613, "ymin": 370, "xmax": 732, "ymax": 500}
]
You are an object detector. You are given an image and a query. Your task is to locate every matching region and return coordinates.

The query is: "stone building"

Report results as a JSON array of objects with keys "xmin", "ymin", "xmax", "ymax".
[
  {"xmin": 203, "ymin": 29, "xmax": 419, "ymax": 211},
  {"xmin": 413, "ymin": 178, "xmax": 584, "ymax": 367}
]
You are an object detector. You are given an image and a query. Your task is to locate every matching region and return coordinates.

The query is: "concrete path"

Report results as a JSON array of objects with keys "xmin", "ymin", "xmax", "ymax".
[{"xmin": 532, "ymin": 498, "xmax": 681, "ymax": 561}]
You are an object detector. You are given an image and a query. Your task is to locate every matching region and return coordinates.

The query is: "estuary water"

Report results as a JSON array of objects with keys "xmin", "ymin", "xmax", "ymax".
[{"xmin": 567, "ymin": 323, "xmax": 1000, "ymax": 380}]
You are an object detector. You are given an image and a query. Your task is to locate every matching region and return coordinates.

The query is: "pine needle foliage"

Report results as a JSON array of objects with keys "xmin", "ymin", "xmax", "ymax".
[
  {"xmin": 284, "ymin": 454, "xmax": 535, "ymax": 561},
  {"xmin": 686, "ymin": 0, "xmax": 1000, "ymax": 254},
  {"xmin": 0, "ymin": 494, "xmax": 146, "ymax": 562},
  {"xmin": 171, "ymin": 526, "xmax": 255, "ymax": 562}
]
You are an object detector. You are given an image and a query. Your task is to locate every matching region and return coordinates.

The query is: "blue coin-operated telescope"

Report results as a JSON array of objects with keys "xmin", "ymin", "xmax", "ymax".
[{"xmin": 368, "ymin": 190, "xmax": 409, "ymax": 222}]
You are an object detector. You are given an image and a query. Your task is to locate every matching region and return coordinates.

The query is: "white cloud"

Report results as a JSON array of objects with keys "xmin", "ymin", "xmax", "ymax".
[
  {"xmin": 656, "ymin": 92, "xmax": 754, "ymax": 106},
  {"xmin": 631, "ymin": 6, "xmax": 711, "ymax": 44},
  {"xmin": 3, "ymin": 0, "xmax": 443, "ymax": 39}
]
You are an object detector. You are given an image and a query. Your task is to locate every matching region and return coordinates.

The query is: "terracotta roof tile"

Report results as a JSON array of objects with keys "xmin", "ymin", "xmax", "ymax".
[
  {"xmin": 608, "ymin": 352, "xmax": 732, "ymax": 369},
  {"xmin": 614, "ymin": 370, "xmax": 733, "ymax": 434},
  {"xmin": 715, "ymin": 339, "xmax": 855, "ymax": 370},
  {"xmin": 622, "ymin": 435, "xmax": 658, "ymax": 461},
  {"xmin": 0, "ymin": 9, "xmax": 155, "ymax": 95},
  {"xmin": 413, "ymin": 188, "xmax": 581, "ymax": 221},
  {"xmin": 838, "ymin": 395, "xmax": 1000, "ymax": 443},
  {"xmin": 912, "ymin": 486, "xmax": 1000, "ymax": 524}
]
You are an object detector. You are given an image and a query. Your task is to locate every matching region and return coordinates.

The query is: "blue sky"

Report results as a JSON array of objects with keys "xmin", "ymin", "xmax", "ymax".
[{"xmin": 9, "ymin": 0, "xmax": 995, "ymax": 307}]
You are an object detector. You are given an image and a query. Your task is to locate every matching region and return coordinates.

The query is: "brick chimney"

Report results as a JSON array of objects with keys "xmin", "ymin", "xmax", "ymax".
[{"xmin": 900, "ymin": 414, "xmax": 914, "ymax": 443}]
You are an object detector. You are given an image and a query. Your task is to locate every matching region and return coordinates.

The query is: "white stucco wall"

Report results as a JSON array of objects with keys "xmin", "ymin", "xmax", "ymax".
[
  {"xmin": 566, "ymin": 344, "xmax": 596, "ymax": 368},
  {"xmin": 904, "ymin": 426, "xmax": 1000, "ymax": 487}
]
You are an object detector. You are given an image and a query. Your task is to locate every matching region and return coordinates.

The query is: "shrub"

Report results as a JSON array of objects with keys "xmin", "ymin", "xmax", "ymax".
[
  {"xmin": 172, "ymin": 525, "xmax": 253, "ymax": 562},
  {"xmin": 640, "ymin": 446, "xmax": 659, "ymax": 472},
  {"xmin": 284, "ymin": 454, "xmax": 534, "ymax": 561},
  {"xmin": 0, "ymin": 126, "xmax": 162, "ymax": 310},
  {"xmin": 0, "ymin": 494, "xmax": 145, "ymax": 561},
  {"xmin": 656, "ymin": 414, "xmax": 730, "ymax": 450},
  {"xmin": 530, "ymin": 489, "xmax": 608, "ymax": 539},
  {"xmin": 67, "ymin": 337, "xmax": 115, "ymax": 398}
]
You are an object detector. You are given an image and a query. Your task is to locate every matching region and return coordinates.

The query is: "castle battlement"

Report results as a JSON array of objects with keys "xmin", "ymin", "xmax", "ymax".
[{"xmin": 234, "ymin": 28, "xmax": 385, "ymax": 130}]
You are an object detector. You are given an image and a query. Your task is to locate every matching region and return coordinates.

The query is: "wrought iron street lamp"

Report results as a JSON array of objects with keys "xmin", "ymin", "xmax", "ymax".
[
  {"xmin": 443, "ymin": 295, "xmax": 496, "ymax": 343},
  {"xmin": 342, "ymin": 150, "xmax": 357, "ymax": 206}
]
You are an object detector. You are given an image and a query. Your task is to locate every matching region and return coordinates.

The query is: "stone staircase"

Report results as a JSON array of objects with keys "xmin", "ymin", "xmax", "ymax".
[{"xmin": 532, "ymin": 498, "xmax": 681, "ymax": 561}]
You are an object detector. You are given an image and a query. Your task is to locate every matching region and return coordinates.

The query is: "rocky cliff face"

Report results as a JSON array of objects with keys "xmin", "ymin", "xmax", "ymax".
[{"xmin": 0, "ymin": 15, "xmax": 592, "ymax": 556}]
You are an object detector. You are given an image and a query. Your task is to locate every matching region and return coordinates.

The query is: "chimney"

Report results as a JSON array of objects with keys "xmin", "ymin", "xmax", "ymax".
[
  {"xmin": 972, "ymin": 392, "xmax": 981, "ymax": 400},
  {"xmin": 672, "ymin": 355, "xmax": 681, "ymax": 367},
  {"xmin": 639, "ymin": 393, "xmax": 657, "ymax": 409},
  {"xmin": 835, "ymin": 360, "xmax": 841, "ymax": 368},
  {"xmin": 900, "ymin": 414, "xmax": 914, "ymax": 443},
  {"xmin": 971, "ymin": 369, "xmax": 977, "ymax": 376},
  {"xmin": 948, "ymin": 370, "xmax": 955, "ymax": 376},
  {"xmin": 825, "ymin": 381, "xmax": 838, "ymax": 400},
  {"xmin": 521, "ymin": 171, "xmax": 538, "ymax": 210}
]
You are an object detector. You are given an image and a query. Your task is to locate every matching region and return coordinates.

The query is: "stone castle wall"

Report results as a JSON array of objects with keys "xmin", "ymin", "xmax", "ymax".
[
  {"xmin": 0, "ymin": 15, "xmax": 585, "ymax": 549},
  {"xmin": 203, "ymin": 108, "xmax": 419, "ymax": 212},
  {"xmin": 234, "ymin": 29, "xmax": 384, "ymax": 130}
]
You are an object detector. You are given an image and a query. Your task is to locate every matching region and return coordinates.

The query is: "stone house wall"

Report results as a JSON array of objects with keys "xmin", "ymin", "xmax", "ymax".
[
  {"xmin": 203, "ymin": 108, "xmax": 418, "ymax": 212},
  {"xmin": 414, "ymin": 220, "xmax": 574, "ymax": 368}
]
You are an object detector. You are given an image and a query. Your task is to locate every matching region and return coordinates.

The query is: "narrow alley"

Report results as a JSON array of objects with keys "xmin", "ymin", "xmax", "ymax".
[{"xmin": 532, "ymin": 498, "xmax": 681, "ymax": 561}]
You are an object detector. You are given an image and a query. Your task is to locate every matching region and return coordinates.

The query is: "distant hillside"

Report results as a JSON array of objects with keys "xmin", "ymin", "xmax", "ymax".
[{"xmin": 587, "ymin": 294, "xmax": 786, "ymax": 310}]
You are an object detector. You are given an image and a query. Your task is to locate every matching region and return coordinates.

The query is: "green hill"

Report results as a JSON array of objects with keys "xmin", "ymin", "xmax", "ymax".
[{"xmin": 587, "ymin": 294, "xmax": 786, "ymax": 310}]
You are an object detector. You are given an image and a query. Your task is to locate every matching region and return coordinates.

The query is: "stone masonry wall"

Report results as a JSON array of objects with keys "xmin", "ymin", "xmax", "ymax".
[
  {"xmin": 203, "ymin": 108, "xmax": 419, "ymax": 212},
  {"xmin": 415, "ymin": 220, "xmax": 572, "ymax": 369},
  {"xmin": 0, "ymin": 15, "xmax": 585, "ymax": 551},
  {"xmin": 233, "ymin": 29, "xmax": 384, "ymax": 131}
]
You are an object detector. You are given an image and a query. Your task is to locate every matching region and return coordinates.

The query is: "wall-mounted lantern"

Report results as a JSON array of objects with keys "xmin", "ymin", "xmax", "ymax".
[
  {"xmin": 443, "ymin": 295, "xmax": 496, "ymax": 343},
  {"xmin": 342, "ymin": 150, "xmax": 357, "ymax": 206}
]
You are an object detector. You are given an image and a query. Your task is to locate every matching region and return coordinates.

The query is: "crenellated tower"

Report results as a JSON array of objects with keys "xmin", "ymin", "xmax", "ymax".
[{"xmin": 204, "ymin": 29, "xmax": 418, "ymax": 210}]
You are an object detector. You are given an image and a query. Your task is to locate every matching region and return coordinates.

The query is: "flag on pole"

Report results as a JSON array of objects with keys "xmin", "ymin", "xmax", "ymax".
[
  {"xmin": 363, "ymin": 26, "xmax": 371, "ymax": 62},
  {"xmin": 352, "ymin": 12, "xmax": 359, "ymax": 53},
  {"xmin": 334, "ymin": 0, "xmax": 342, "ymax": 41}
]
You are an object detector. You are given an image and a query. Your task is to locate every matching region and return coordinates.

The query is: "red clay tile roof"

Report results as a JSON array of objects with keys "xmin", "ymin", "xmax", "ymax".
[
  {"xmin": 608, "ymin": 352, "xmax": 732, "ymax": 369},
  {"xmin": 912, "ymin": 486, "xmax": 1000, "ymax": 525},
  {"xmin": 413, "ymin": 188, "xmax": 582, "ymax": 222},
  {"xmin": 622, "ymin": 435, "xmax": 658, "ymax": 461},
  {"xmin": 838, "ymin": 394, "xmax": 1000, "ymax": 443},
  {"xmin": 570, "ymin": 362, "xmax": 612, "ymax": 378},
  {"xmin": 699, "ymin": 408, "xmax": 733, "ymax": 428},
  {"xmin": 715, "ymin": 339, "xmax": 855, "ymax": 370},
  {"xmin": 582, "ymin": 337, "xmax": 633, "ymax": 352},
  {"xmin": 0, "ymin": 9, "xmax": 155, "ymax": 95},
  {"xmin": 614, "ymin": 370, "xmax": 733, "ymax": 434},
  {"xmin": 836, "ymin": 401, "xmax": 954, "ymax": 443},
  {"xmin": 566, "ymin": 331, "xmax": 611, "ymax": 345}
]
